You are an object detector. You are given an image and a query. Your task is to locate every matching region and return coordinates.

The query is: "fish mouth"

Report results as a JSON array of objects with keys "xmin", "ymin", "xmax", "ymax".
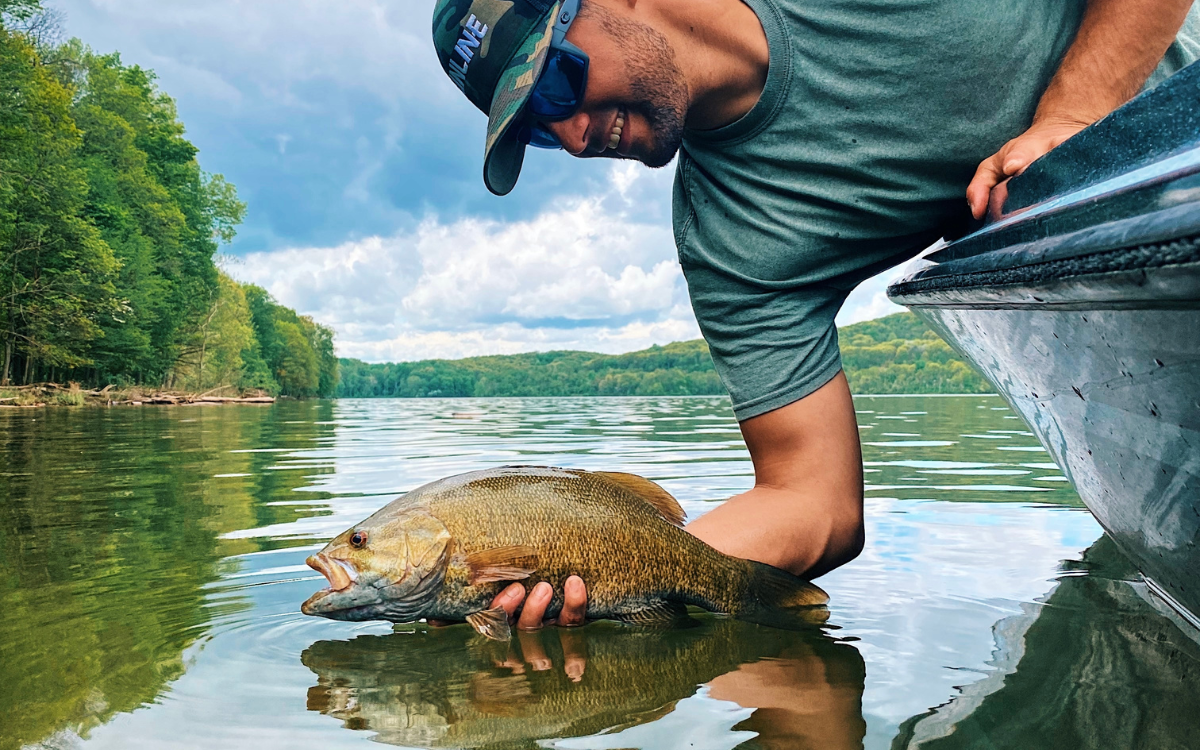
[{"xmin": 307, "ymin": 553, "xmax": 358, "ymax": 592}]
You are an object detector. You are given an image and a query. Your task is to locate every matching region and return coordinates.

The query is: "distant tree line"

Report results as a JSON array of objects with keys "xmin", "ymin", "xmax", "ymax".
[
  {"xmin": 0, "ymin": 2, "xmax": 336, "ymax": 396},
  {"xmin": 838, "ymin": 311, "xmax": 994, "ymax": 394},
  {"xmin": 338, "ymin": 312, "xmax": 994, "ymax": 398},
  {"xmin": 339, "ymin": 341, "xmax": 724, "ymax": 399}
]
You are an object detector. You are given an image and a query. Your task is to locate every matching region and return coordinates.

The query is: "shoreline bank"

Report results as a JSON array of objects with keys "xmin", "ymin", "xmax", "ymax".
[{"xmin": 0, "ymin": 383, "xmax": 276, "ymax": 408}]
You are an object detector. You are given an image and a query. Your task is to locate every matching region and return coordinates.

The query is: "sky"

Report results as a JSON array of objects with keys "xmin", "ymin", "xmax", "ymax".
[{"xmin": 53, "ymin": 0, "xmax": 908, "ymax": 362}]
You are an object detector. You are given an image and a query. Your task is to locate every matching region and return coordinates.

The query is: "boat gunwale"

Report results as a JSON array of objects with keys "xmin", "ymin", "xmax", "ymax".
[{"xmin": 890, "ymin": 237, "xmax": 1200, "ymax": 308}]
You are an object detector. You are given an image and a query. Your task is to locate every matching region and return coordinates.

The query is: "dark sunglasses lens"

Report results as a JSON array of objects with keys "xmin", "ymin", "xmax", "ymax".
[
  {"xmin": 516, "ymin": 123, "xmax": 562, "ymax": 149},
  {"xmin": 527, "ymin": 48, "xmax": 588, "ymax": 120}
]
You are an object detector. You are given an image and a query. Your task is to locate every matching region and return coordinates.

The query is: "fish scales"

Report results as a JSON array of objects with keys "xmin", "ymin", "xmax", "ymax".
[
  {"xmin": 424, "ymin": 470, "xmax": 743, "ymax": 618},
  {"xmin": 302, "ymin": 467, "xmax": 827, "ymax": 639}
]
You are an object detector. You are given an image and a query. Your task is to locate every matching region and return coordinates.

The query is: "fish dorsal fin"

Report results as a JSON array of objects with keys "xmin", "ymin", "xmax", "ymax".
[
  {"xmin": 594, "ymin": 472, "xmax": 686, "ymax": 528},
  {"xmin": 466, "ymin": 606, "xmax": 512, "ymax": 641},
  {"xmin": 466, "ymin": 545, "xmax": 538, "ymax": 585}
]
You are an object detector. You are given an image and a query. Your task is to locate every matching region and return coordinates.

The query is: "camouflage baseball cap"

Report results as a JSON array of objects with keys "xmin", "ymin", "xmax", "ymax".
[{"xmin": 433, "ymin": 0, "xmax": 560, "ymax": 196}]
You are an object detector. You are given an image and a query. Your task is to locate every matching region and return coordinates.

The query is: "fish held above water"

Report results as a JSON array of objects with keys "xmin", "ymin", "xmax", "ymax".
[{"xmin": 301, "ymin": 466, "xmax": 828, "ymax": 639}]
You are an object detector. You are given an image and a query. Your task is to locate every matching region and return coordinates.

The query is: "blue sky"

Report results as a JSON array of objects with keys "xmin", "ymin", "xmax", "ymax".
[{"xmin": 56, "ymin": 0, "xmax": 905, "ymax": 361}]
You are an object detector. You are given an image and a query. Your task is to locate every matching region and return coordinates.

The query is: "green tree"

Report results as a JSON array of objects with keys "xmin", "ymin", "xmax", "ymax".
[
  {"xmin": 304, "ymin": 314, "xmax": 338, "ymax": 397},
  {"xmin": 275, "ymin": 320, "xmax": 319, "ymax": 396},
  {"xmin": 0, "ymin": 0, "xmax": 42, "ymax": 23},
  {"xmin": 0, "ymin": 16, "xmax": 337, "ymax": 398},
  {"xmin": 0, "ymin": 26, "xmax": 116, "ymax": 384},
  {"xmin": 243, "ymin": 284, "xmax": 282, "ymax": 371},
  {"xmin": 171, "ymin": 272, "xmax": 255, "ymax": 391},
  {"xmin": 237, "ymin": 336, "xmax": 279, "ymax": 394},
  {"xmin": 70, "ymin": 50, "xmax": 244, "ymax": 384},
  {"xmin": 241, "ymin": 283, "xmax": 337, "ymax": 398},
  {"xmin": 72, "ymin": 56, "xmax": 185, "ymax": 382}
]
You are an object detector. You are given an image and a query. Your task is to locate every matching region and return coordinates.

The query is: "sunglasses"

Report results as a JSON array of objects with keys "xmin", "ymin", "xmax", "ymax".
[{"xmin": 516, "ymin": 0, "xmax": 588, "ymax": 150}]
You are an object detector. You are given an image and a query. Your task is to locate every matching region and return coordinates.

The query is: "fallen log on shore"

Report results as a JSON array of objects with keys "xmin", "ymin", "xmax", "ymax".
[
  {"xmin": 108, "ymin": 394, "xmax": 277, "ymax": 406},
  {"xmin": 0, "ymin": 383, "xmax": 277, "ymax": 407}
]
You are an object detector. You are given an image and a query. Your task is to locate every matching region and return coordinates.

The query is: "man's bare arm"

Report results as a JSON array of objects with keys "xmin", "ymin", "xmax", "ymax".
[{"xmin": 967, "ymin": 0, "xmax": 1194, "ymax": 219}]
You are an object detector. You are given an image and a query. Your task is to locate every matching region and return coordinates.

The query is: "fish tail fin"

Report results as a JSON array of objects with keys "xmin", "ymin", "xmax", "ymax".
[{"xmin": 737, "ymin": 561, "xmax": 830, "ymax": 630}]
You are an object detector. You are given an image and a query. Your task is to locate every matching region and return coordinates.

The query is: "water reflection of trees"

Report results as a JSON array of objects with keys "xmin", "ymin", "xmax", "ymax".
[
  {"xmin": 855, "ymin": 394, "xmax": 1085, "ymax": 508},
  {"xmin": 303, "ymin": 617, "xmax": 866, "ymax": 750},
  {"xmin": 0, "ymin": 403, "xmax": 335, "ymax": 750},
  {"xmin": 893, "ymin": 536, "xmax": 1200, "ymax": 750}
]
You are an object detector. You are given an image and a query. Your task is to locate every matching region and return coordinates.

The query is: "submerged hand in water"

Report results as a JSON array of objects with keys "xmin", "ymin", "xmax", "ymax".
[{"xmin": 301, "ymin": 466, "xmax": 828, "ymax": 639}]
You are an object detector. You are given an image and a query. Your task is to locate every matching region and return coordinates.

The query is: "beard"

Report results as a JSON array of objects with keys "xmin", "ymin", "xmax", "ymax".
[
  {"xmin": 627, "ymin": 74, "xmax": 687, "ymax": 168},
  {"xmin": 582, "ymin": 4, "xmax": 688, "ymax": 168}
]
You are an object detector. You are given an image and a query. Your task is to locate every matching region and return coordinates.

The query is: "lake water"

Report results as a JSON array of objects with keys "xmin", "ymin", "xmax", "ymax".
[{"xmin": 2, "ymin": 396, "xmax": 1198, "ymax": 750}]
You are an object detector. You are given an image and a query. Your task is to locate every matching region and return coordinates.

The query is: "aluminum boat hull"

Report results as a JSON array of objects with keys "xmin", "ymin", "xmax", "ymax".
[{"xmin": 889, "ymin": 62, "xmax": 1200, "ymax": 626}]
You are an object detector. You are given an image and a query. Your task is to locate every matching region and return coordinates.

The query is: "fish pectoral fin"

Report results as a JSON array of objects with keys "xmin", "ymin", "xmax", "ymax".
[
  {"xmin": 466, "ymin": 545, "xmax": 538, "ymax": 585},
  {"xmin": 466, "ymin": 606, "xmax": 512, "ymax": 641},
  {"xmin": 615, "ymin": 600, "xmax": 690, "ymax": 627},
  {"xmin": 595, "ymin": 472, "xmax": 686, "ymax": 528}
]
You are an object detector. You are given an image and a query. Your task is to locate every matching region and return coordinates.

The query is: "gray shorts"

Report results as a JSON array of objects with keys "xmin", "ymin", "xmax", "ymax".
[{"xmin": 680, "ymin": 247, "xmax": 922, "ymax": 421}]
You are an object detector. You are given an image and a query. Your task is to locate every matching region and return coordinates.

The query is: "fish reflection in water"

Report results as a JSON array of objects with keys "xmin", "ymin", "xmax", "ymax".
[{"xmin": 303, "ymin": 616, "xmax": 866, "ymax": 750}]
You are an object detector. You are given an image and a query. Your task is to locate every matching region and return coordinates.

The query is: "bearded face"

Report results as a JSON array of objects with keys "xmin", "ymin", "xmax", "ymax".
[{"xmin": 542, "ymin": 2, "xmax": 690, "ymax": 167}]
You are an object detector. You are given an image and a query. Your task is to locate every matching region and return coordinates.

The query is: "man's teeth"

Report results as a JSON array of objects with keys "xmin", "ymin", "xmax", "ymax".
[{"xmin": 608, "ymin": 109, "xmax": 624, "ymax": 150}]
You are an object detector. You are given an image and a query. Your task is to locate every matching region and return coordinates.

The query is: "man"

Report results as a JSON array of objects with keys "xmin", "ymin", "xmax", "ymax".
[{"xmin": 430, "ymin": 0, "xmax": 1199, "ymax": 629}]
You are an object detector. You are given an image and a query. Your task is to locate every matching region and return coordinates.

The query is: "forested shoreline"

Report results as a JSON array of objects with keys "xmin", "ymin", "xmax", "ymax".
[
  {"xmin": 0, "ymin": 1, "xmax": 337, "ymax": 397},
  {"xmin": 338, "ymin": 312, "xmax": 994, "ymax": 398}
]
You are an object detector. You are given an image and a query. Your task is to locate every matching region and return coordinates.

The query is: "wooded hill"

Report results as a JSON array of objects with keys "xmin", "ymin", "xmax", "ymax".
[
  {"xmin": 338, "ymin": 312, "xmax": 994, "ymax": 398},
  {"xmin": 0, "ymin": 1, "xmax": 336, "ymax": 397}
]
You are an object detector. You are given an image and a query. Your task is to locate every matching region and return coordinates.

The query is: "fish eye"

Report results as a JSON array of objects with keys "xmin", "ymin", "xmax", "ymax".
[{"xmin": 350, "ymin": 531, "xmax": 368, "ymax": 549}]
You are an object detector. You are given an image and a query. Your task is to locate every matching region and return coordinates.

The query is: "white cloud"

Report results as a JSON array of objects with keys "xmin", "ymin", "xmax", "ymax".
[
  {"xmin": 69, "ymin": 0, "xmax": 440, "ymax": 105},
  {"xmin": 228, "ymin": 159, "xmax": 926, "ymax": 362},
  {"xmin": 836, "ymin": 240, "xmax": 947, "ymax": 327},
  {"xmin": 229, "ymin": 164, "xmax": 701, "ymax": 361},
  {"xmin": 56, "ymin": 0, "xmax": 945, "ymax": 327},
  {"xmin": 341, "ymin": 311, "xmax": 702, "ymax": 362},
  {"xmin": 836, "ymin": 265, "xmax": 910, "ymax": 327},
  {"xmin": 399, "ymin": 197, "xmax": 678, "ymax": 325},
  {"xmin": 55, "ymin": 0, "xmax": 498, "ymax": 253}
]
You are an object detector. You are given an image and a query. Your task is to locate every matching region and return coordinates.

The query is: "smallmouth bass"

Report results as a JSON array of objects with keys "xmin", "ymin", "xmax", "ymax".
[{"xmin": 301, "ymin": 466, "xmax": 827, "ymax": 639}]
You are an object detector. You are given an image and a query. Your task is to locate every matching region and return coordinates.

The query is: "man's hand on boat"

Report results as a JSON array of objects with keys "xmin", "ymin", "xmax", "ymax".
[
  {"xmin": 966, "ymin": 116, "xmax": 1092, "ymax": 220},
  {"xmin": 966, "ymin": 0, "xmax": 1195, "ymax": 221}
]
